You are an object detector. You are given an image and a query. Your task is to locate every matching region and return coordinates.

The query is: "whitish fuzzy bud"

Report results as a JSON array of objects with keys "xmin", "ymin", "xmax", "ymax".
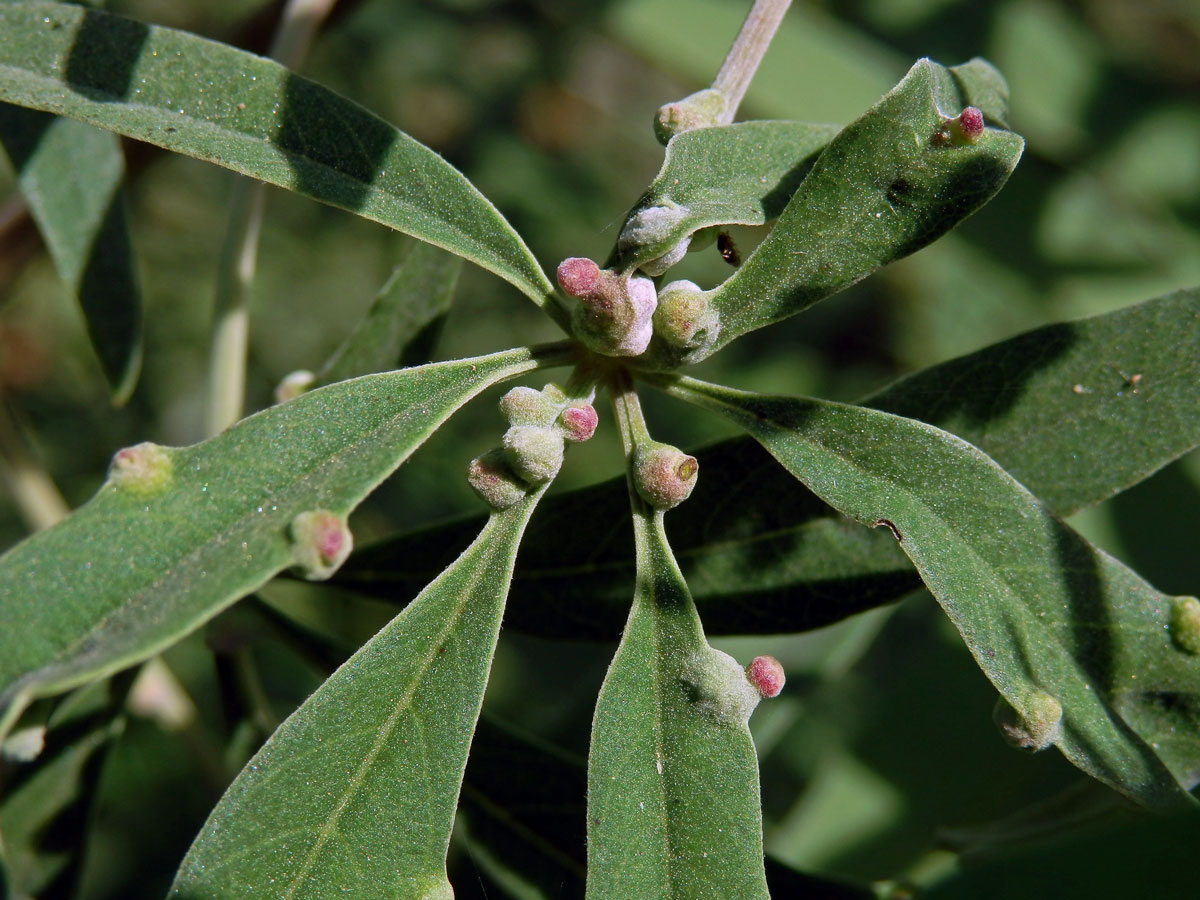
[
  {"xmin": 993, "ymin": 690, "xmax": 1063, "ymax": 751},
  {"xmin": 746, "ymin": 655, "xmax": 786, "ymax": 698},
  {"xmin": 654, "ymin": 88, "xmax": 726, "ymax": 144},
  {"xmin": 558, "ymin": 403, "xmax": 598, "ymax": 443},
  {"xmin": 639, "ymin": 234, "xmax": 691, "ymax": 277},
  {"xmin": 653, "ymin": 280, "xmax": 720, "ymax": 354},
  {"xmin": 634, "ymin": 442, "xmax": 698, "ymax": 510},
  {"xmin": 503, "ymin": 425, "xmax": 565, "ymax": 485},
  {"xmin": 499, "ymin": 385, "xmax": 558, "ymax": 427},
  {"xmin": 618, "ymin": 205, "xmax": 690, "ymax": 254},
  {"xmin": 108, "ymin": 442, "xmax": 174, "ymax": 497},
  {"xmin": 682, "ymin": 649, "xmax": 762, "ymax": 725},
  {"xmin": 567, "ymin": 266, "xmax": 658, "ymax": 357},
  {"xmin": 467, "ymin": 449, "xmax": 528, "ymax": 510},
  {"xmin": 289, "ymin": 509, "xmax": 352, "ymax": 581},
  {"xmin": 1170, "ymin": 596, "xmax": 1200, "ymax": 655},
  {"xmin": 274, "ymin": 369, "xmax": 315, "ymax": 404},
  {"xmin": 2, "ymin": 726, "xmax": 46, "ymax": 763}
]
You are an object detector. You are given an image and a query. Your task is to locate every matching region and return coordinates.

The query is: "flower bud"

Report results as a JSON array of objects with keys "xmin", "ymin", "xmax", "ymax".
[
  {"xmin": 746, "ymin": 655, "xmax": 786, "ymax": 698},
  {"xmin": 653, "ymin": 280, "xmax": 720, "ymax": 356},
  {"xmin": 274, "ymin": 369, "xmax": 314, "ymax": 404},
  {"xmin": 558, "ymin": 403, "xmax": 598, "ymax": 443},
  {"xmin": 499, "ymin": 385, "xmax": 558, "ymax": 427},
  {"xmin": 289, "ymin": 509, "xmax": 353, "ymax": 581},
  {"xmin": 1170, "ymin": 596, "xmax": 1200, "ymax": 655},
  {"xmin": 654, "ymin": 88, "xmax": 726, "ymax": 144},
  {"xmin": 467, "ymin": 449, "xmax": 528, "ymax": 510},
  {"xmin": 954, "ymin": 106, "xmax": 985, "ymax": 141},
  {"xmin": 565, "ymin": 261, "xmax": 657, "ymax": 357},
  {"xmin": 993, "ymin": 690, "xmax": 1062, "ymax": 751},
  {"xmin": 618, "ymin": 205, "xmax": 690, "ymax": 255},
  {"xmin": 108, "ymin": 442, "xmax": 174, "ymax": 497},
  {"xmin": 638, "ymin": 235, "xmax": 691, "ymax": 277},
  {"xmin": 682, "ymin": 649, "xmax": 761, "ymax": 725},
  {"xmin": 634, "ymin": 442, "xmax": 698, "ymax": 510},
  {"xmin": 503, "ymin": 425, "xmax": 565, "ymax": 485}
]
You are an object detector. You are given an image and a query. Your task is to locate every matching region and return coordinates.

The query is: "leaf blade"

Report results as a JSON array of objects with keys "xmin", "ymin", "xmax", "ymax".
[
  {"xmin": 0, "ymin": 1, "xmax": 555, "ymax": 310},
  {"xmin": 586, "ymin": 509, "xmax": 770, "ymax": 899},
  {"xmin": 169, "ymin": 490, "xmax": 547, "ymax": 900},
  {"xmin": 0, "ymin": 104, "xmax": 142, "ymax": 402},
  {"xmin": 684, "ymin": 58, "xmax": 1023, "ymax": 361},
  {"xmin": 0, "ymin": 345, "xmax": 563, "ymax": 735},
  {"xmin": 657, "ymin": 374, "xmax": 1200, "ymax": 808}
]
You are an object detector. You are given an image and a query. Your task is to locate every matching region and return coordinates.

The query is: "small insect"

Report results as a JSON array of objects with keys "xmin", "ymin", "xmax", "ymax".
[{"xmin": 717, "ymin": 231, "xmax": 741, "ymax": 267}]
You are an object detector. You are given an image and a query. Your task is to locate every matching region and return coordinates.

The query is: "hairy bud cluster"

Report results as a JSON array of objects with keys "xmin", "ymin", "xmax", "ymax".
[
  {"xmin": 467, "ymin": 383, "xmax": 599, "ymax": 510},
  {"xmin": 557, "ymin": 258, "xmax": 657, "ymax": 357}
]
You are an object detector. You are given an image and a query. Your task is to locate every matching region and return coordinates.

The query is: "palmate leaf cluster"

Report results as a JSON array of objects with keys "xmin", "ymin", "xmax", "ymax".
[{"xmin": 0, "ymin": 1, "xmax": 1198, "ymax": 898}]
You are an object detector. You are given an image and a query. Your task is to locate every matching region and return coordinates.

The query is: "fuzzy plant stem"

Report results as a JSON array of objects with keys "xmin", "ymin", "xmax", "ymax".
[
  {"xmin": 712, "ymin": 0, "xmax": 792, "ymax": 124},
  {"xmin": 203, "ymin": 0, "xmax": 340, "ymax": 437}
]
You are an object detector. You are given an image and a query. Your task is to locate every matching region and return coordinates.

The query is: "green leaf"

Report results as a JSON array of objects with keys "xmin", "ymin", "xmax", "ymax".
[
  {"xmin": 0, "ymin": 104, "xmax": 142, "ymax": 403},
  {"xmin": 608, "ymin": 121, "xmax": 837, "ymax": 272},
  {"xmin": 0, "ymin": 1, "xmax": 557, "ymax": 313},
  {"xmin": 0, "ymin": 344, "xmax": 567, "ymax": 738},
  {"xmin": 665, "ymin": 58, "xmax": 1022, "ymax": 364},
  {"xmin": 317, "ymin": 241, "xmax": 461, "ymax": 385},
  {"xmin": 587, "ymin": 507, "xmax": 770, "ymax": 898},
  {"xmin": 870, "ymin": 287, "xmax": 1200, "ymax": 515},
  {"xmin": 169, "ymin": 489, "xmax": 547, "ymax": 900},
  {"xmin": 334, "ymin": 436, "xmax": 912, "ymax": 639},
  {"xmin": 655, "ymin": 373, "xmax": 1200, "ymax": 808}
]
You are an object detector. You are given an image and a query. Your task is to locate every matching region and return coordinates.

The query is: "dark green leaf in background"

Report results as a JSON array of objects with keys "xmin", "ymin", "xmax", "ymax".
[
  {"xmin": 586, "ymin": 508, "xmax": 770, "ymax": 899},
  {"xmin": 670, "ymin": 58, "xmax": 1023, "ymax": 363},
  {"xmin": 607, "ymin": 121, "xmax": 837, "ymax": 273},
  {"xmin": 0, "ymin": 2, "xmax": 558, "ymax": 318},
  {"xmin": 656, "ymin": 374, "xmax": 1199, "ymax": 808},
  {"xmin": 0, "ymin": 345, "xmax": 568, "ymax": 739},
  {"xmin": 0, "ymin": 104, "xmax": 142, "ymax": 403},
  {"xmin": 316, "ymin": 241, "xmax": 461, "ymax": 385},
  {"xmin": 170, "ymin": 488, "xmax": 548, "ymax": 900}
]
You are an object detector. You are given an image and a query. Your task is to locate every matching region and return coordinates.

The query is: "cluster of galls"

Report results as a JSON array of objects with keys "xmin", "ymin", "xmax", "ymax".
[
  {"xmin": 556, "ymin": 255, "xmax": 719, "ymax": 368},
  {"xmin": 467, "ymin": 383, "xmax": 598, "ymax": 510}
]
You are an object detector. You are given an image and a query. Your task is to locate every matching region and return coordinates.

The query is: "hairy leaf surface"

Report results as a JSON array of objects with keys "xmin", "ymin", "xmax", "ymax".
[
  {"xmin": 658, "ymin": 374, "xmax": 1200, "ymax": 808},
  {"xmin": 0, "ymin": 2, "xmax": 555, "ymax": 312},
  {"xmin": 587, "ymin": 508, "xmax": 770, "ymax": 898},
  {"xmin": 0, "ymin": 346, "xmax": 565, "ymax": 737},
  {"xmin": 682, "ymin": 58, "xmax": 1023, "ymax": 362},
  {"xmin": 170, "ymin": 490, "xmax": 547, "ymax": 900}
]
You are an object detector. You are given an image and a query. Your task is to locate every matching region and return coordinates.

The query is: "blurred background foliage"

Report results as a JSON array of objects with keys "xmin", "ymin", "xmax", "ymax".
[{"xmin": 1, "ymin": 0, "xmax": 1199, "ymax": 897}]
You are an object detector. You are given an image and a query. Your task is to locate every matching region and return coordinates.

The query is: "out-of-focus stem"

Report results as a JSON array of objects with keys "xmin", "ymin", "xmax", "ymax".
[
  {"xmin": 0, "ymin": 396, "xmax": 69, "ymax": 531},
  {"xmin": 203, "ymin": 0, "xmax": 340, "ymax": 437},
  {"xmin": 712, "ymin": 0, "xmax": 792, "ymax": 124}
]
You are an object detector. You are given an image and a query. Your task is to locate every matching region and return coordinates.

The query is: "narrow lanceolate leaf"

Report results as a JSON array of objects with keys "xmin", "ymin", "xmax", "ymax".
[
  {"xmin": 0, "ymin": 105, "xmax": 141, "ymax": 402},
  {"xmin": 170, "ymin": 489, "xmax": 547, "ymax": 900},
  {"xmin": 587, "ymin": 508, "xmax": 770, "ymax": 899},
  {"xmin": 657, "ymin": 374, "xmax": 1200, "ymax": 808},
  {"xmin": 0, "ymin": 2, "xmax": 556, "ymax": 311},
  {"xmin": 607, "ymin": 121, "xmax": 837, "ymax": 272},
  {"xmin": 0, "ymin": 344, "xmax": 567, "ymax": 738},
  {"xmin": 679, "ymin": 58, "xmax": 1023, "ymax": 363},
  {"xmin": 318, "ymin": 241, "xmax": 461, "ymax": 385}
]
